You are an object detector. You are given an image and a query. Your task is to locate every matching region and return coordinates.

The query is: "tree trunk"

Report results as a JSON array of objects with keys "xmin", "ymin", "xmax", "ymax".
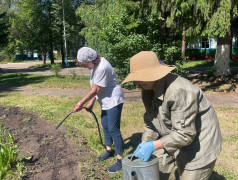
[
  {"xmin": 214, "ymin": 26, "xmax": 231, "ymax": 76},
  {"xmin": 181, "ymin": 28, "xmax": 186, "ymax": 56},
  {"xmin": 48, "ymin": 0, "xmax": 54, "ymax": 64},
  {"xmin": 42, "ymin": 53, "xmax": 46, "ymax": 64},
  {"xmin": 61, "ymin": 24, "xmax": 65, "ymax": 66},
  {"xmin": 49, "ymin": 40, "xmax": 54, "ymax": 64},
  {"xmin": 61, "ymin": 45, "xmax": 65, "ymax": 66}
]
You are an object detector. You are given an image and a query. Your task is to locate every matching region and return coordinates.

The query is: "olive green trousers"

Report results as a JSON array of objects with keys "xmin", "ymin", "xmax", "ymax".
[{"xmin": 154, "ymin": 149, "xmax": 216, "ymax": 180}]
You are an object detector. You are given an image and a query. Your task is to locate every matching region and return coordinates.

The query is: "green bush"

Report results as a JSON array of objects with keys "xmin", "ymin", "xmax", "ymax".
[
  {"xmin": 77, "ymin": 1, "xmax": 186, "ymax": 89},
  {"xmin": 50, "ymin": 64, "xmax": 62, "ymax": 77}
]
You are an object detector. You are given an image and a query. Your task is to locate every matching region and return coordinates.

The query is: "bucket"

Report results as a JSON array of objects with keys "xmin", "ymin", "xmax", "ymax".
[{"xmin": 122, "ymin": 154, "xmax": 160, "ymax": 180}]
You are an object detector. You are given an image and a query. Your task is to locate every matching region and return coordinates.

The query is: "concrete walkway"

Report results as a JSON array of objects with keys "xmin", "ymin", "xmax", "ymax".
[
  {"xmin": 1, "ymin": 60, "xmax": 238, "ymax": 107},
  {"xmin": 0, "ymin": 60, "xmax": 91, "ymax": 76},
  {"xmin": 1, "ymin": 84, "xmax": 237, "ymax": 107}
]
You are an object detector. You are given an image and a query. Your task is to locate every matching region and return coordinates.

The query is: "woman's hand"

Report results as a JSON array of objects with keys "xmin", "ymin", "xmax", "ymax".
[
  {"xmin": 85, "ymin": 98, "xmax": 96, "ymax": 110},
  {"xmin": 74, "ymin": 101, "xmax": 83, "ymax": 112}
]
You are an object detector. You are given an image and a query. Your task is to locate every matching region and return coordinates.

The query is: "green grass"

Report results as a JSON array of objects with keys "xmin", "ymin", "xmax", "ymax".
[
  {"xmin": 0, "ymin": 126, "xmax": 25, "ymax": 179},
  {"xmin": 29, "ymin": 63, "xmax": 51, "ymax": 69},
  {"xmin": 22, "ymin": 117, "xmax": 31, "ymax": 123},
  {"xmin": 180, "ymin": 59, "xmax": 238, "ymax": 68},
  {"xmin": 0, "ymin": 59, "xmax": 43, "ymax": 64},
  {"xmin": 0, "ymin": 71, "xmax": 238, "ymax": 179},
  {"xmin": 0, "ymin": 73, "xmax": 90, "ymax": 89},
  {"xmin": 0, "ymin": 93, "xmax": 143, "ymax": 179},
  {"xmin": 1, "ymin": 93, "xmax": 237, "ymax": 179},
  {"xmin": 0, "ymin": 59, "xmax": 11, "ymax": 64},
  {"xmin": 29, "ymin": 61, "xmax": 77, "ymax": 69},
  {"xmin": 213, "ymin": 106, "xmax": 238, "ymax": 179}
]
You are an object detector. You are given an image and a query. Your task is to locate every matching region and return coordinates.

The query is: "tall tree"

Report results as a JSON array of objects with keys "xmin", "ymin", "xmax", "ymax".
[
  {"xmin": 0, "ymin": 0, "xmax": 18, "ymax": 59},
  {"xmin": 77, "ymin": 0, "xmax": 181, "ymax": 84},
  {"xmin": 52, "ymin": 0, "xmax": 82, "ymax": 66},
  {"xmin": 10, "ymin": 0, "xmax": 54, "ymax": 63},
  {"xmin": 210, "ymin": 0, "xmax": 237, "ymax": 76},
  {"xmin": 165, "ymin": 0, "xmax": 238, "ymax": 76},
  {"xmin": 12, "ymin": 0, "xmax": 82, "ymax": 64},
  {"xmin": 0, "ymin": 12, "xmax": 8, "ymax": 47}
]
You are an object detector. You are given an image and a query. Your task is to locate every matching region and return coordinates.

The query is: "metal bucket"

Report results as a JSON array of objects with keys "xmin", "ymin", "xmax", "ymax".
[{"xmin": 122, "ymin": 154, "xmax": 160, "ymax": 180}]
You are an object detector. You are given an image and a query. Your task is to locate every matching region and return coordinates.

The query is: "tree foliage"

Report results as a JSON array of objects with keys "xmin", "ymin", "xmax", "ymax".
[
  {"xmin": 163, "ymin": 0, "xmax": 238, "ymax": 76},
  {"xmin": 0, "ymin": 12, "xmax": 8, "ymax": 47},
  {"xmin": 1, "ymin": 0, "xmax": 237, "ymax": 77},
  {"xmin": 0, "ymin": 0, "xmax": 16, "ymax": 59},
  {"xmin": 0, "ymin": 0, "xmax": 82, "ymax": 64},
  {"xmin": 77, "ymin": 0, "xmax": 184, "ymax": 85}
]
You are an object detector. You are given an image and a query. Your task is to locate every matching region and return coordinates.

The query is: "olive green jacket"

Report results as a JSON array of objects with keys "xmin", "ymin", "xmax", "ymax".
[{"xmin": 141, "ymin": 74, "xmax": 222, "ymax": 170}]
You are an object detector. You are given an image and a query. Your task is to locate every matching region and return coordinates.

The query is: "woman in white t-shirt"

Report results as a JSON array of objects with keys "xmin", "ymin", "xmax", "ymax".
[{"xmin": 74, "ymin": 47, "xmax": 124, "ymax": 173}]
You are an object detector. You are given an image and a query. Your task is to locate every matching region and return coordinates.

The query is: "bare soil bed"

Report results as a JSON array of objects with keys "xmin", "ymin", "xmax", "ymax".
[{"xmin": 0, "ymin": 105, "xmax": 108, "ymax": 180}]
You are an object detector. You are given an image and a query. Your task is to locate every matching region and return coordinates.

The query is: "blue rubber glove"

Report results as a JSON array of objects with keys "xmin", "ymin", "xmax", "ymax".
[{"xmin": 134, "ymin": 141, "xmax": 155, "ymax": 161}]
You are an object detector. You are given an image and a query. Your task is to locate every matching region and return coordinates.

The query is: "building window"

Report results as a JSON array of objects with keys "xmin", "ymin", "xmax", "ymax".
[{"xmin": 201, "ymin": 38, "xmax": 210, "ymax": 49}]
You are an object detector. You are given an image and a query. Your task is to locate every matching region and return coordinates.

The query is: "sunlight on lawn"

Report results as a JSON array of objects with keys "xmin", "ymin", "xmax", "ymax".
[
  {"xmin": 0, "ymin": 73, "xmax": 91, "ymax": 89},
  {"xmin": 0, "ymin": 93, "xmax": 238, "ymax": 179},
  {"xmin": 214, "ymin": 107, "xmax": 238, "ymax": 179}
]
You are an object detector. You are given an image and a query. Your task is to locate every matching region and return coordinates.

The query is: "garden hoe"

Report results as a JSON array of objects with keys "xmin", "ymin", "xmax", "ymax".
[{"xmin": 55, "ymin": 107, "xmax": 104, "ymax": 148}]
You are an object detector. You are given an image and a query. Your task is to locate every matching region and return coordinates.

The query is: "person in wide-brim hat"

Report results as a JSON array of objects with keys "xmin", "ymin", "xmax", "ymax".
[
  {"xmin": 122, "ymin": 51, "xmax": 222, "ymax": 180},
  {"xmin": 122, "ymin": 51, "xmax": 175, "ymax": 84}
]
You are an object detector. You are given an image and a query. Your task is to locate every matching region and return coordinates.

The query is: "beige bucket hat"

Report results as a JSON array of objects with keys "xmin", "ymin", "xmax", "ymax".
[{"xmin": 122, "ymin": 51, "xmax": 175, "ymax": 84}]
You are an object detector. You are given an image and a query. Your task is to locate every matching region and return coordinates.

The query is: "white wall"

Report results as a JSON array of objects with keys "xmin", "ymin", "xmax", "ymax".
[
  {"xmin": 186, "ymin": 36, "xmax": 237, "ymax": 49},
  {"xmin": 232, "ymin": 37, "xmax": 237, "ymax": 47},
  {"xmin": 210, "ymin": 37, "xmax": 217, "ymax": 48}
]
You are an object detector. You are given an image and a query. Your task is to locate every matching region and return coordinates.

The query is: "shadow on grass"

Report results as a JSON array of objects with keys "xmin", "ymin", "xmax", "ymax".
[
  {"xmin": 209, "ymin": 171, "xmax": 226, "ymax": 180},
  {"xmin": 0, "ymin": 93, "xmax": 9, "ymax": 98},
  {"xmin": 0, "ymin": 67, "xmax": 51, "ymax": 74},
  {"xmin": 0, "ymin": 73, "xmax": 51, "ymax": 93},
  {"xmin": 123, "ymin": 132, "xmax": 143, "ymax": 153},
  {"xmin": 183, "ymin": 70, "xmax": 238, "ymax": 93}
]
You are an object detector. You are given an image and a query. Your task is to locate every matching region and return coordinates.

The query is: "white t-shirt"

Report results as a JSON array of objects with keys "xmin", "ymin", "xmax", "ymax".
[{"xmin": 90, "ymin": 57, "xmax": 124, "ymax": 110}]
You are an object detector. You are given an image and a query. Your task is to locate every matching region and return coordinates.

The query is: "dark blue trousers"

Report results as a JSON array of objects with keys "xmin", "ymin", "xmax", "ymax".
[{"xmin": 101, "ymin": 103, "xmax": 124, "ymax": 154}]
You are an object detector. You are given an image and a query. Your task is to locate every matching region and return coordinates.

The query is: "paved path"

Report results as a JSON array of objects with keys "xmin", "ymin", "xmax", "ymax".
[
  {"xmin": 0, "ymin": 60, "xmax": 91, "ymax": 76},
  {"xmin": 1, "ymin": 85, "xmax": 237, "ymax": 107},
  {"xmin": 1, "ymin": 61, "xmax": 238, "ymax": 107}
]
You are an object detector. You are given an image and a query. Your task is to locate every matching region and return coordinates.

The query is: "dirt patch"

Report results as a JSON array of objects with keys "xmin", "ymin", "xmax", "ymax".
[{"xmin": 0, "ymin": 105, "xmax": 108, "ymax": 180}]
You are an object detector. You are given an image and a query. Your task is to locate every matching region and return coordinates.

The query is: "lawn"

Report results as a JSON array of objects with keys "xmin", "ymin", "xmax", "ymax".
[
  {"xmin": 0, "ymin": 73, "xmax": 90, "ymax": 89},
  {"xmin": 180, "ymin": 59, "xmax": 238, "ymax": 68},
  {"xmin": 0, "ymin": 72, "xmax": 238, "ymax": 179}
]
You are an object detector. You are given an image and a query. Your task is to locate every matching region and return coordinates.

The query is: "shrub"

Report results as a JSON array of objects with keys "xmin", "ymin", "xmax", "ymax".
[
  {"xmin": 50, "ymin": 64, "xmax": 62, "ymax": 77},
  {"xmin": 0, "ymin": 126, "xmax": 24, "ymax": 179}
]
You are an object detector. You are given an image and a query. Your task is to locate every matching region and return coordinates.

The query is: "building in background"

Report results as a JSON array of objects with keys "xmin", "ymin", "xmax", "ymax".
[{"xmin": 186, "ymin": 36, "xmax": 238, "ymax": 60}]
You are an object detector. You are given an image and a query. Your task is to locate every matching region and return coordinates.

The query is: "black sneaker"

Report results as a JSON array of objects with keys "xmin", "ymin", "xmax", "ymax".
[
  {"xmin": 107, "ymin": 159, "xmax": 122, "ymax": 173},
  {"xmin": 98, "ymin": 150, "xmax": 114, "ymax": 161}
]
